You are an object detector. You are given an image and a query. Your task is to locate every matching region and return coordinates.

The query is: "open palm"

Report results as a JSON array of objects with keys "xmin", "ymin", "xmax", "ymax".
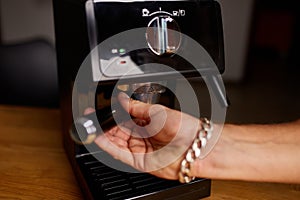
[{"xmin": 94, "ymin": 92, "xmax": 200, "ymax": 180}]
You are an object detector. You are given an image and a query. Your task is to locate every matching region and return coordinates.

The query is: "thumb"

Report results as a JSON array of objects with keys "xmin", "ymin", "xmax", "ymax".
[{"xmin": 118, "ymin": 92, "xmax": 152, "ymax": 120}]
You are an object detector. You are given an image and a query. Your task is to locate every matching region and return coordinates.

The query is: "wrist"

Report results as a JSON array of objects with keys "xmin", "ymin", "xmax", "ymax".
[
  {"xmin": 189, "ymin": 124, "xmax": 267, "ymax": 181},
  {"xmin": 188, "ymin": 124, "xmax": 236, "ymax": 179},
  {"xmin": 178, "ymin": 118, "xmax": 214, "ymax": 183}
]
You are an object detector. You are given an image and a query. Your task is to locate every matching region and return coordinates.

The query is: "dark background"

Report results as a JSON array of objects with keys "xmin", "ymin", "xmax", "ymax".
[{"xmin": 225, "ymin": 0, "xmax": 300, "ymax": 124}]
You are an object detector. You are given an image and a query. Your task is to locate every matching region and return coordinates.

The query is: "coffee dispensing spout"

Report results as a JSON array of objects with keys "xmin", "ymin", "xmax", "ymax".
[{"xmin": 70, "ymin": 82, "xmax": 166, "ymax": 145}]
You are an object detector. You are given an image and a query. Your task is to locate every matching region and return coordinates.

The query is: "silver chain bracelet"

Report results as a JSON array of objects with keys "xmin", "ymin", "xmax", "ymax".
[{"xmin": 178, "ymin": 118, "xmax": 213, "ymax": 183}]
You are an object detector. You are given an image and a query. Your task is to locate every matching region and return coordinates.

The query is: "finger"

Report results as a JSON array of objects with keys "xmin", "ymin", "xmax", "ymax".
[
  {"xmin": 84, "ymin": 107, "xmax": 95, "ymax": 115},
  {"xmin": 94, "ymin": 134, "xmax": 134, "ymax": 165},
  {"xmin": 120, "ymin": 119, "xmax": 149, "ymax": 133},
  {"xmin": 118, "ymin": 92, "xmax": 152, "ymax": 120},
  {"xmin": 119, "ymin": 120, "xmax": 151, "ymax": 139},
  {"xmin": 107, "ymin": 126, "xmax": 131, "ymax": 141},
  {"xmin": 105, "ymin": 133, "xmax": 128, "ymax": 148},
  {"xmin": 134, "ymin": 118, "xmax": 150, "ymax": 126},
  {"xmin": 128, "ymin": 138, "xmax": 147, "ymax": 153}
]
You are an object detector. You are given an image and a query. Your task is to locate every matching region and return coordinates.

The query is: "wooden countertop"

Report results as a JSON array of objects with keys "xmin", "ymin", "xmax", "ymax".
[{"xmin": 0, "ymin": 105, "xmax": 299, "ymax": 199}]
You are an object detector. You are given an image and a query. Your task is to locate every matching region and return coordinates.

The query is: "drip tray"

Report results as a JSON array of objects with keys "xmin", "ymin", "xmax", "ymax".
[{"xmin": 76, "ymin": 153, "xmax": 210, "ymax": 200}]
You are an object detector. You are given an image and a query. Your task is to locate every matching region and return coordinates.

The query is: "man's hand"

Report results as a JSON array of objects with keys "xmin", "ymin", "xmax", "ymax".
[{"xmin": 94, "ymin": 92, "xmax": 200, "ymax": 180}]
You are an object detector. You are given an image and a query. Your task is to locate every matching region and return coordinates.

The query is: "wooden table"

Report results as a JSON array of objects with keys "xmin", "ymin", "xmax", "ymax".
[{"xmin": 0, "ymin": 105, "xmax": 299, "ymax": 199}]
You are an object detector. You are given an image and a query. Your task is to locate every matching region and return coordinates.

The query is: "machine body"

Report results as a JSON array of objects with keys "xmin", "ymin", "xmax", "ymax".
[{"xmin": 53, "ymin": 0, "xmax": 225, "ymax": 199}]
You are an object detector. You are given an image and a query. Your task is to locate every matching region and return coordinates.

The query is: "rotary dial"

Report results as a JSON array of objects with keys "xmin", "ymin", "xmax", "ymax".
[{"xmin": 146, "ymin": 16, "xmax": 181, "ymax": 56}]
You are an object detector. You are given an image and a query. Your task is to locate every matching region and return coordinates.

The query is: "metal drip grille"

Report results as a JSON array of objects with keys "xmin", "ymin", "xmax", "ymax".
[{"xmin": 77, "ymin": 154, "xmax": 181, "ymax": 200}]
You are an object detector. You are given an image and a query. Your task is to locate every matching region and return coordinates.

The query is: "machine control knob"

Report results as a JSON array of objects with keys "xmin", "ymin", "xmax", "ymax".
[{"xmin": 146, "ymin": 16, "xmax": 181, "ymax": 56}]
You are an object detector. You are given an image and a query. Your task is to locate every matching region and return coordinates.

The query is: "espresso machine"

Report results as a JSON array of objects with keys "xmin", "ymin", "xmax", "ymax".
[{"xmin": 53, "ymin": 0, "xmax": 227, "ymax": 199}]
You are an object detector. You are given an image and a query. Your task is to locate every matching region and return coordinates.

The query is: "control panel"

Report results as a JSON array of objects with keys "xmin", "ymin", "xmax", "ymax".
[{"xmin": 86, "ymin": 0, "xmax": 224, "ymax": 82}]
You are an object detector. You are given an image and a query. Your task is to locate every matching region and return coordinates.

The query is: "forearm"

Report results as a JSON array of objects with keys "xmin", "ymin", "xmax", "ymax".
[{"xmin": 191, "ymin": 119, "xmax": 300, "ymax": 183}]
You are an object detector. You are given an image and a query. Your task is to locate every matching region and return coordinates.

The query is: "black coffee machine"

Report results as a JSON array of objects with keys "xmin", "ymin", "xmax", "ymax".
[{"xmin": 53, "ymin": 0, "xmax": 227, "ymax": 199}]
